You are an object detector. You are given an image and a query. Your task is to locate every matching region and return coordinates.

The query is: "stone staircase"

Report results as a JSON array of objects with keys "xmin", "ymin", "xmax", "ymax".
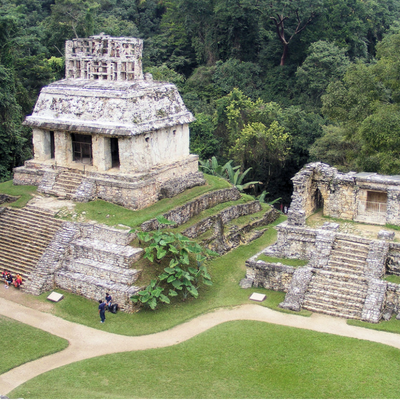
[
  {"xmin": 48, "ymin": 170, "xmax": 83, "ymax": 199},
  {"xmin": 0, "ymin": 206, "xmax": 62, "ymax": 281},
  {"xmin": 56, "ymin": 227, "xmax": 143, "ymax": 312},
  {"xmin": 302, "ymin": 238, "xmax": 370, "ymax": 319}
]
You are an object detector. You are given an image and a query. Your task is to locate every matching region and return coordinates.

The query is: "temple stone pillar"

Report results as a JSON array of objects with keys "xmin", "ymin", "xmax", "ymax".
[
  {"xmin": 92, "ymin": 135, "xmax": 112, "ymax": 171},
  {"xmin": 55, "ymin": 131, "xmax": 72, "ymax": 166},
  {"xmin": 32, "ymin": 128, "xmax": 51, "ymax": 161}
]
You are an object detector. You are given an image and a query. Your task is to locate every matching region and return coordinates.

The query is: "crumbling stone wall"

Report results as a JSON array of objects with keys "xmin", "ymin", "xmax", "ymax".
[
  {"xmin": 0, "ymin": 194, "xmax": 19, "ymax": 204},
  {"xmin": 287, "ymin": 162, "xmax": 400, "ymax": 227},
  {"xmin": 245, "ymin": 257, "xmax": 296, "ymax": 292},
  {"xmin": 141, "ymin": 187, "xmax": 241, "ymax": 231}
]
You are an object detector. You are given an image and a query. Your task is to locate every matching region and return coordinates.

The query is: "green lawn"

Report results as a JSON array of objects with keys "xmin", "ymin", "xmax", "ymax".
[
  {"xmin": 9, "ymin": 320, "xmax": 400, "ymax": 399},
  {"xmin": 256, "ymin": 254, "xmax": 309, "ymax": 267},
  {"xmin": 0, "ymin": 316, "xmax": 68, "ymax": 374},
  {"xmin": 34, "ymin": 215, "xmax": 309, "ymax": 336},
  {"xmin": 0, "ymin": 181, "xmax": 38, "ymax": 208},
  {"xmin": 57, "ymin": 174, "xmax": 231, "ymax": 228}
]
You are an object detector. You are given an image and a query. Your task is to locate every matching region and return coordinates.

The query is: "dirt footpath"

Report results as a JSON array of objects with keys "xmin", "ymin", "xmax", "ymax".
[{"xmin": 1, "ymin": 295, "xmax": 400, "ymax": 396}]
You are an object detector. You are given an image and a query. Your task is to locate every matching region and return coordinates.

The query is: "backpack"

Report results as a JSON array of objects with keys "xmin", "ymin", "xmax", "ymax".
[{"xmin": 110, "ymin": 303, "xmax": 119, "ymax": 314}]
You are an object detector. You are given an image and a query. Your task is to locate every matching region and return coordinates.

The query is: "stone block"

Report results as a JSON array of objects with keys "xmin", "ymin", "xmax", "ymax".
[
  {"xmin": 47, "ymin": 291, "xmax": 64, "ymax": 302},
  {"xmin": 249, "ymin": 292, "xmax": 266, "ymax": 302},
  {"xmin": 378, "ymin": 230, "xmax": 395, "ymax": 241}
]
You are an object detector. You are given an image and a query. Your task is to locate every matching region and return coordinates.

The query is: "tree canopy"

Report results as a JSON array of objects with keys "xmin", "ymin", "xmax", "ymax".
[{"xmin": 2, "ymin": 0, "xmax": 400, "ymax": 202}]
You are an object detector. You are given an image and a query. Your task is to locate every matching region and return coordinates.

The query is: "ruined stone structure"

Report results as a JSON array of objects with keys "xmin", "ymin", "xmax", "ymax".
[
  {"xmin": 287, "ymin": 162, "xmax": 400, "ymax": 226},
  {"xmin": 243, "ymin": 163, "xmax": 400, "ymax": 323},
  {"xmin": 13, "ymin": 35, "xmax": 204, "ymax": 209}
]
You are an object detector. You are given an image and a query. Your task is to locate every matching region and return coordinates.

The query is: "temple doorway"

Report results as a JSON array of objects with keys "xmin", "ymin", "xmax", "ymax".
[
  {"xmin": 110, "ymin": 138, "xmax": 120, "ymax": 168},
  {"xmin": 314, "ymin": 188, "xmax": 324, "ymax": 211},
  {"xmin": 71, "ymin": 133, "xmax": 93, "ymax": 165}
]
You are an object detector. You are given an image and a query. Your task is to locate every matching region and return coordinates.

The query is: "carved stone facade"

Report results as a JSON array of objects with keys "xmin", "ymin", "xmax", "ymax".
[{"xmin": 14, "ymin": 35, "xmax": 203, "ymax": 209}]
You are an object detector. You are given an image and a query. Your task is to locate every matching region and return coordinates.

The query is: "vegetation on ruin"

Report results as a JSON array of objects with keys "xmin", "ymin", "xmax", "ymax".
[
  {"xmin": 256, "ymin": 254, "xmax": 309, "ymax": 267},
  {"xmin": 30, "ymin": 214, "xmax": 313, "ymax": 337},
  {"xmin": 10, "ymin": 320, "xmax": 400, "ymax": 399},
  {"xmin": 0, "ymin": 181, "xmax": 38, "ymax": 208},
  {"xmin": 131, "ymin": 217, "xmax": 215, "ymax": 309},
  {"xmin": 384, "ymin": 274, "xmax": 400, "ymax": 285},
  {"xmin": 0, "ymin": 315, "xmax": 68, "ymax": 375},
  {"xmin": 56, "ymin": 173, "xmax": 231, "ymax": 227},
  {"xmin": 3, "ymin": 0, "xmax": 400, "ymax": 203}
]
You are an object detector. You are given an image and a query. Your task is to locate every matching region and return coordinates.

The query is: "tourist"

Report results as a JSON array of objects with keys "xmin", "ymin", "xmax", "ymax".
[
  {"xmin": 4, "ymin": 272, "xmax": 13, "ymax": 288},
  {"xmin": 13, "ymin": 274, "xmax": 22, "ymax": 288},
  {"xmin": 98, "ymin": 300, "xmax": 106, "ymax": 323},
  {"xmin": 105, "ymin": 293, "xmax": 112, "ymax": 310}
]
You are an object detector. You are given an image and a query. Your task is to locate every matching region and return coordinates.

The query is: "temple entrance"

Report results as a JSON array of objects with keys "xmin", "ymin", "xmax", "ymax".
[
  {"xmin": 110, "ymin": 138, "xmax": 120, "ymax": 168},
  {"xmin": 314, "ymin": 188, "xmax": 324, "ymax": 211},
  {"xmin": 50, "ymin": 131, "xmax": 55, "ymax": 159},
  {"xmin": 71, "ymin": 134, "xmax": 92, "ymax": 165}
]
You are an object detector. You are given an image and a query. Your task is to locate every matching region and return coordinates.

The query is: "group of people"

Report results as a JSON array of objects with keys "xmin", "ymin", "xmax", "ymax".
[
  {"xmin": 98, "ymin": 292, "xmax": 114, "ymax": 323},
  {"xmin": 2, "ymin": 270, "xmax": 22, "ymax": 289}
]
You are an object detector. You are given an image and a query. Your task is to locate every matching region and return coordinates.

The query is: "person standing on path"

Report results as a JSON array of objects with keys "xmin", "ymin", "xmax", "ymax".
[{"xmin": 98, "ymin": 300, "xmax": 106, "ymax": 323}]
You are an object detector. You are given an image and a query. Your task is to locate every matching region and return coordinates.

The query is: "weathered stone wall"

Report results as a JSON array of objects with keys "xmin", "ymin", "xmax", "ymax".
[
  {"xmin": 386, "ymin": 282, "xmax": 400, "ymax": 317},
  {"xmin": 23, "ymin": 222, "xmax": 79, "ymax": 295},
  {"xmin": 141, "ymin": 187, "xmax": 242, "ymax": 231},
  {"xmin": 77, "ymin": 223, "xmax": 135, "ymax": 245},
  {"xmin": 0, "ymin": 194, "xmax": 18, "ymax": 204},
  {"xmin": 119, "ymin": 125, "xmax": 190, "ymax": 173},
  {"xmin": 159, "ymin": 172, "xmax": 206, "ymax": 199},
  {"xmin": 55, "ymin": 271, "xmax": 139, "ymax": 312},
  {"xmin": 287, "ymin": 162, "xmax": 400, "ymax": 227},
  {"xmin": 13, "ymin": 156, "xmax": 202, "ymax": 210},
  {"xmin": 182, "ymin": 201, "xmax": 262, "ymax": 238},
  {"xmin": 263, "ymin": 222, "xmax": 318, "ymax": 260},
  {"xmin": 384, "ymin": 243, "xmax": 400, "ymax": 276},
  {"xmin": 245, "ymin": 258, "xmax": 295, "ymax": 292}
]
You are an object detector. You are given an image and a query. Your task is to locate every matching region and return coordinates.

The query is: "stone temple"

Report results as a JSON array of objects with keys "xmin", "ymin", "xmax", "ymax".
[
  {"xmin": 14, "ymin": 35, "xmax": 204, "ymax": 209},
  {"xmin": 243, "ymin": 162, "xmax": 400, "ymax": 324}
]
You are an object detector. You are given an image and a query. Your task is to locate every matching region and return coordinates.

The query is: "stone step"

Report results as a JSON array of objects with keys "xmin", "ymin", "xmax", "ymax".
[
  {"xmin": 4, "ymin": 209, "xmax": 62, "ymax": 228},
  {"xmin": 302, "ymin": 303, "xmax": 362, "ymax": 320},
  {"xmin": 329, "ymin": 253, "xmax": 367, "ymax": 264},
  {"xmin": 0, "ymin": 249, "xmax": 40, "ymax": 267},
  {"xmin": 303, "ymin": 293, "xmax": 365, "ymax": 311},
  {"xmin": 67, "ymin": 257, "xmax": 141, "ymax": 285},
  {"xmin": 333, "ymin": 245, "xmax": 369, "ymax": 257},
  {"xmin": 55, "ymin": 270, "xmax": 140, "ymax": 312},
  {"xmin": 0, "ymin": 230, "xmax": 55, "ymax": 247},
  {"xmin": 324, "ymin": 264, "xmax": 365, "ymax": 276},
  {"xmin": 335, "ymin": 235, "xmax": 371, "ymax": 247},
  {"xmin": 0, "ymin": 220, "xmax": 60, "ymax": 241},
  {"xmin": 310, "ymin": 277, "xmax": 368, "ymax": 294},
  {"xmin": 71, "ymin": 238, "xmax": 143, "ymax": 268},
  {"xmin": 314, "ymin": 269, "xmax": 368, "ymax": 284},
  {"xmin": 0, "ymin": 240, "xmax": 45, "ymax": 258},
  {"xmin": 305, "ymin": 286, "xmax": 367, "ymax": 302},
  {"xmin": 0, "ymin": 207, "xmax": 63, "ymax": 282}
]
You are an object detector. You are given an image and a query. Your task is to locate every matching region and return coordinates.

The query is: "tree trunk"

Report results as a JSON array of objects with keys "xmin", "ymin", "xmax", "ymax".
[{"xmin": 280, "ymin": 43, "xmax": 288, "ymax": 66}]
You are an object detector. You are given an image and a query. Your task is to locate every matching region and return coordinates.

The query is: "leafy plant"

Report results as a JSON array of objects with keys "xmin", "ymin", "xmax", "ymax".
[
  {"xmin": 131, "ymin": 216, "xmax": 215, "ymax": 309},
  {"xmin": 199, "ymin": 156, "xmax": 261, "ymax": 192}
]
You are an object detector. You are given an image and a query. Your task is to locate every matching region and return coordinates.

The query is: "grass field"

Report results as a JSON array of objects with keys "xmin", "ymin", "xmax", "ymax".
[
  {"xmin": 0, "ymin": 181, "xmax": 38, "ymax": 208},
  {"xmin": 0, "ymin": 316, "xmax": 68, "ymax": 375},
  {"xmin": 9, "ymin": 320, "xmax": 400, "ymax": 399},
  {"xmin": 35, "ymin": 215, "xmax": 310, "ymax": 336},
  {"xmin": 256, "ymin": 254, "xmax": 309, "ymax": 267}
]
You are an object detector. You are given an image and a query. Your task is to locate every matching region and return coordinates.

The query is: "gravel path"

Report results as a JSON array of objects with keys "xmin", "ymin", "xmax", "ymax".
[{"xmin": 1, "ymin": 296, "xmax": 400, "ymax": 395}]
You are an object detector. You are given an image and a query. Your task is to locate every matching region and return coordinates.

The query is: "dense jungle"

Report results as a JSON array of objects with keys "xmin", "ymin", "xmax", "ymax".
[{"xmin": 2, "ymin": 0, "xmax": 400, "ymax": 203}]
